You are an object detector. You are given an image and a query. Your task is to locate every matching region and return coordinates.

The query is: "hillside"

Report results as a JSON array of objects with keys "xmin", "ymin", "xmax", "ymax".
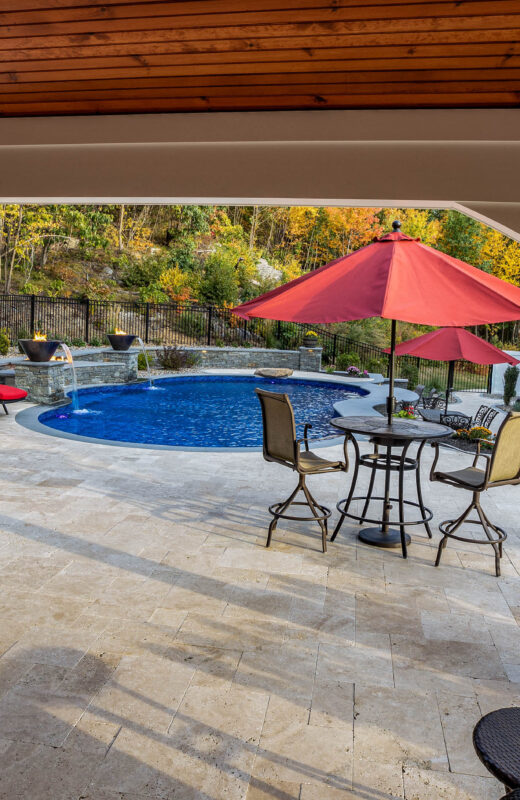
[{"xmin": 1, "ymin": 204, "xmax": 519, "ymax": 348}]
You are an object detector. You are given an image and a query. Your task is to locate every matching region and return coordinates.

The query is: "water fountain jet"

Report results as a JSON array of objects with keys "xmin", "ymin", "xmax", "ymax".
[{"xmin": 135, "ymin": 336, "xmax": 154, "ymax": 389}]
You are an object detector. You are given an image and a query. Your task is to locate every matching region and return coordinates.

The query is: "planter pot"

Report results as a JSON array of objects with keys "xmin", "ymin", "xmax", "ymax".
[
  {"xmin": 106, "ymin": 333, "xmax": 136, "ymax": 351},
  {"xmin": 19, "ymin": 339, "xmax": 60, "ymax": 362},
  {"xmin": 303, "ymin": 336, "xmax": 319, "ymax": 348}
]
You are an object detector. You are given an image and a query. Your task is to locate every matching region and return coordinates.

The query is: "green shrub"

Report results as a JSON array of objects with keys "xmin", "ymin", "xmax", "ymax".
[
  {"xmin": 366, "ymin": 357, "xmax": 386, "ymax": 374},
  {"xmin": 139, "ymin": 283, "xmax": 169, "ymax": 304},
  {"xmin": 512, "ymin": 399, "xmax": 520, "ymax": 412},
  {"xmin": 137, "ymin": 352, "xmax": 151, "ymax": 371},
  {"xmin": 70, "ymin": 338, "xmax": 86, "ymax": 348},
  {"xmin": 121, "ymin": 253, "xmax": 167, "ymax": 288},
  {"xmin": 336, "ymin": 351, "xmax": 361, "ymax": 371},
  {"xmin": 156, "ymin": 346, "xmax": 200, "ymax": 371},
  {"xmin": 89, "ymin": 337, "xmax": 102, "ymax": 347},
  {"xmin": 426, "ymin": 378, "xmax": 445, "ymax": 393},
  {"xmin": 399, "ymin": 362, "xmax": 419, "ymax": 391},
  {"xmin": 504, "ymin": 365, "xmax": 519, "ymax": 406},
  {"xmin": 0, "ymin": 328, "xmax": 10, "ymax": 356},
  {"xmin": 263, "ymin": 328, "xmax": 280, "ymax": 350}
]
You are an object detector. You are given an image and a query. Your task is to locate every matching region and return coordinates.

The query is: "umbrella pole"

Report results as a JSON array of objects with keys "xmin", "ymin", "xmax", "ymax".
[
  {"xmin": 387, "ymin": 319, "xmax": 397, "ymax": 425},
  {"xmin": 446, "ymin": 361, "xmax": 455, "ymax": 413}
]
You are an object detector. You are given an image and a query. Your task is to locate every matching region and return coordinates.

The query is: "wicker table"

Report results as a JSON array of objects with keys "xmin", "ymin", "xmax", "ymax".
[
  {"xmin": 330, "ymin": 415, "xmax": 453, "ymax": 557},
  {"xmin": 474, "ymin": 708, "xmax": 520, "ymax": 793}
]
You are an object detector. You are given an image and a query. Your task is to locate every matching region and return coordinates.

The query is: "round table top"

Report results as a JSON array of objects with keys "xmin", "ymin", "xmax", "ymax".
[
  {"xmin": 330, "ymin": 415, "xmax": 453, "ymax": 441},
  {"xmin": 473, "ymin": 707, "xmax": 520, "ymax": 790}
]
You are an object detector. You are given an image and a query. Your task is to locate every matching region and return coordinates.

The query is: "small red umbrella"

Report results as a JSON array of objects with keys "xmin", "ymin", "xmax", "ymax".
[
  {"xmin": 234, "ymin": 221, "xmax": 520, "ymax": 424},
  {"xmin": 384, "ymin": 327, "xmax": 520, "ymax": 411}
]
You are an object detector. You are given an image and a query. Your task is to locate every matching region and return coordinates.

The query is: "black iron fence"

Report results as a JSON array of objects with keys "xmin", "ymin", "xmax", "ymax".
[{"xmin": 0, "ymin": 293, "xmax": 492, "ymax": 393}]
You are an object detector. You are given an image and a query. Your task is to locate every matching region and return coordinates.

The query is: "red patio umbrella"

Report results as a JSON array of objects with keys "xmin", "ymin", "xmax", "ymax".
[
  {"xmin": 384, "ymin": 327, "xmax": 520, "ymax": 411},
  {"xmin": 233, "ymin": 221, "xmax": 520, "ymax": 424}
]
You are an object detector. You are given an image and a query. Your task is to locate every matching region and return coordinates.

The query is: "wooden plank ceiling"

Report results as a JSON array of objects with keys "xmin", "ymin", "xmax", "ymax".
[{"xmin": 1, "ymin": 0, "xmax": 520, "ymax": 116}]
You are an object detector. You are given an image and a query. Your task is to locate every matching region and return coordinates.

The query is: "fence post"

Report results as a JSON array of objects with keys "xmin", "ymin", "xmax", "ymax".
[
  {"xmin": 145, "ymin": 303, "xmax": 150, "ymax": 343},
  {"xmin": 332, "ymin": 334, "xmax": 337, "ymax": 364},
  {"xmin": 84, "ymin": 298, "xmax": 90, "ymax": 343},
  {"xmin": 207, "ymin": 305, "xmax": 213, "ymax": 346},
  {"xmin": 30, "ymin": 294, "xmax": 36, "ymax": 335},
  {"xmin": 487, "ymin": 364, "xmax": 493, "ymax": 395},
  {"xmin": 276, "ymin": 320, "xmax": 281, "ymax": 340},
  {"xmin": 243, "ymin": 318, "xmax": 248, "ymax": 343}
]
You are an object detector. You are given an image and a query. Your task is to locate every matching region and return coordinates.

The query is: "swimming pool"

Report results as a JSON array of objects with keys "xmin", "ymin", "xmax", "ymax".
[{"xmin": 37, "ymin": 376, "xmax": 367, "ymax": 448}]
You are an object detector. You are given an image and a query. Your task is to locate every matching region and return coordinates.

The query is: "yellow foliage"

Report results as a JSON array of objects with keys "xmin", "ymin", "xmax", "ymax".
[
  {"xmin": 280, "ymin": 256, "xmax": 302, "ymax": 283},
  {"xmin": 159, "ymin": 266, "xmax": 194, "ymax": 302},
  {"xmin": 287, "ymin": 207, "xmax": 319, "ymax": 239},
  {"xmin": 380, "ymin": 208, "xmax": 441, "ymax": 245},
  {"xmin": 481, "ymin": 228, "xmax": 520, "ymax": 285}
]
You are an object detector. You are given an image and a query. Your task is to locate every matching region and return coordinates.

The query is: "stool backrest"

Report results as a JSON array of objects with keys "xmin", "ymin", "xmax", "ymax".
[
  {"xmin": 255, "ymin": 388, "xmax": 297, "ymax": 466},
  {"xmin": 489, "ymin": 412, "xmax": 520, "ymax": 484}
]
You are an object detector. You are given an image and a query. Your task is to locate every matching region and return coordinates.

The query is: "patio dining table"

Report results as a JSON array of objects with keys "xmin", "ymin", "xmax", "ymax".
[
  {"xmin": 418, "ymin": 408, "xmax": 443, "ymax": 423},
  {"xmin": 329, "ymin": 415, "xmax": 453, "ymax": 557}
]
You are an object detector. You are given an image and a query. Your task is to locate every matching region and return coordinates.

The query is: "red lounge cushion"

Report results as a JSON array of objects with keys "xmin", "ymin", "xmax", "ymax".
[{"xmin": 0, "ymin": 386, "xmax": 28, "ymax": 401}]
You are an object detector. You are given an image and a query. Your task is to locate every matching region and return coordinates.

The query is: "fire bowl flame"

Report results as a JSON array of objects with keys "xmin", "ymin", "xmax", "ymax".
[
  {"xmin": 19, "ymin": 339, "xmax": 61, "ymax": 362},
  {"xmin": 106, "ymin": 333, "xmax": 136, "ymax": 351}
]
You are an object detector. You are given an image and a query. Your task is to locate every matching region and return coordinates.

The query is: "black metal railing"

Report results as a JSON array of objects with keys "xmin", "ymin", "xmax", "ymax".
[{"xmin": 0, "ymin": 293, "xmax": 492, "ymax": 393}]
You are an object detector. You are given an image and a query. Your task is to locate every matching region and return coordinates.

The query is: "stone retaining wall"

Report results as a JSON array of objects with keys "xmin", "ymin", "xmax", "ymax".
[
  {"xmin": 134, "ymin": 345, "xmax": 322, "ymax": 372},
  {"xmin": 72, "ymin": 350, "xmax": 137, "ymax": 381}
]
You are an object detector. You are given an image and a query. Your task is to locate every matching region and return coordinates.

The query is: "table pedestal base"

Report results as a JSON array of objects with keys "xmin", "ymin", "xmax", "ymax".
[{"xmin": 359, "ymin": 527, "xmax": 412, "ymax": 549}]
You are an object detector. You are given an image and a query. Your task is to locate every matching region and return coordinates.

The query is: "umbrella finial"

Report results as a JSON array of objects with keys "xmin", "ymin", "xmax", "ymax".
[{"xmin": 392, "ymin": 220, "xmax": 401, "ymax": 231}]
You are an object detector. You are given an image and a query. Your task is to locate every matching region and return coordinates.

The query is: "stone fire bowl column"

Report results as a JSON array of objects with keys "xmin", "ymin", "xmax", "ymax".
[{"xmin": 13, "ymin": 361, "xmax": 66, "ymax": 404}]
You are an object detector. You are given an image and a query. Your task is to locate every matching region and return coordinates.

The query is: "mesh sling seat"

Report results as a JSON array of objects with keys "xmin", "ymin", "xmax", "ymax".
[
  {"xmin": 255, "ymin": 388, "xmax": 348, "ymax": 553},
  {"xmin": 430, "ymin": 411, "xmax": 520, "ymax": 576},
  {"xmin": 473, "ymin": 707, "xmax": 520, "ymax": 793}
]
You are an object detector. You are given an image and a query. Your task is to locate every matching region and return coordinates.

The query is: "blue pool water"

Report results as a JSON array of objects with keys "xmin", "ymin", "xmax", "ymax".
[{"xmin": 38, "ymin": 376, "xmax": 367, "ymax": 448}]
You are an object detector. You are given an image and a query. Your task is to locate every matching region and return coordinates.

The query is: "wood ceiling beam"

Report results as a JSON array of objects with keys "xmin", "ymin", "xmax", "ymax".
[
  {"xmin": 1, "ymin": 6, "xmax": 519, "ymax": 41},
  {"xmin": 0, "ymin": 22, "xmax": 518, "ymax": 52}
]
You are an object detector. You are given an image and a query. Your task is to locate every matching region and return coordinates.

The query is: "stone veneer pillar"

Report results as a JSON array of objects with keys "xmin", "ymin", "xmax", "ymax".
[
  {"xmin": 298, "ymin": 347, "xmax": 322, "ymax": 372},
  {"xmin": 13, "ymin": 362, "xmax": 66, "ymax": 404}
]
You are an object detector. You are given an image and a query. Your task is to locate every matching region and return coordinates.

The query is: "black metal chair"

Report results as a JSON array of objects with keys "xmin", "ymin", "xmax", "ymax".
[
  {"xmin": 473, "ymin": 708, "xmax": 520, "ymax": 794},
  {"xmin": 421, "ymin": 389, "xmax": 442, "ymax": 409},
  {"xmin": 430, "ymin": 411, "xmax": 520, "ymax": 576},
  {"xmin": 482, "ymin": 407, "xmax": 499, "ymax": 429},
  {"xmin": 409, "ymin": 384, "xmax": 425, "ymax": 409},
  {"xmin": 473, "ymin": 404, "xmax": 492, "ymax": 427},
  {"xmin": 440, "ymin": 411, "xmax": 472, "ymax": 430},
  {"xmin": 255, "ymin": 388, "xmax": 348, "ymax": 553}
]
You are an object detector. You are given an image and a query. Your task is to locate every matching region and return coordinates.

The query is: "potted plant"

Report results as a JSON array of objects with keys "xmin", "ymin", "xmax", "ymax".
[
  {"xmin": 302, "ymin": 330, "xmax": 319, "ymax": 348},
  {"xmin": 343, "ymin": 365, "xmax": 370, "ymax": 378},
  {"xmin": 453, "ymin": 426, "xmax": 494, "ymax": 452},
  {"xmin": 393, "ymin": 405, "xmax": 417, "ymax": 420}
]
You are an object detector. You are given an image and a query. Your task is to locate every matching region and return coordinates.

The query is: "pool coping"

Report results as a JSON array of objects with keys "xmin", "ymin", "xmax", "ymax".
[{"xmin": 14, "ymin": 369, "xmax": 418, "ymax": 452}]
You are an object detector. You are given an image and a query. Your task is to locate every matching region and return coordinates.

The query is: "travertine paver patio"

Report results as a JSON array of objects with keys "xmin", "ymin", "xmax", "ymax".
[{"xmin": 0, "ymin": 403, "xmax": 519, "ymax": 800}]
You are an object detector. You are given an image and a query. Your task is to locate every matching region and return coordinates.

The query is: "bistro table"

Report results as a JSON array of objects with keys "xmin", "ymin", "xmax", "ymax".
[{"xmin": 329, "ymin": 415, "xmax": 453, "ymax": 557}]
